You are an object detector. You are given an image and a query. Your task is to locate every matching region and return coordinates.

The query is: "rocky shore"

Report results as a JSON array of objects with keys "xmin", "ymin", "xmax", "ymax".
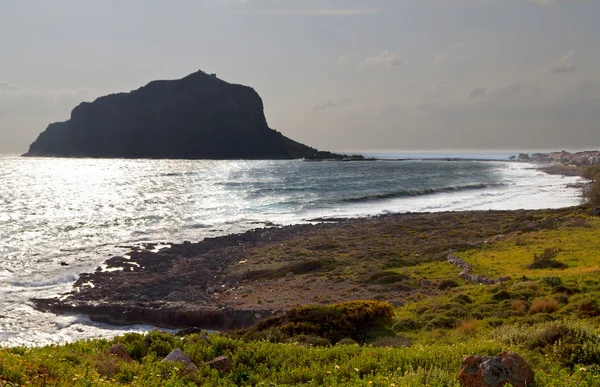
[{"xmin": 33, "ymin": 207, "xmax": 586, "ymax": 331}]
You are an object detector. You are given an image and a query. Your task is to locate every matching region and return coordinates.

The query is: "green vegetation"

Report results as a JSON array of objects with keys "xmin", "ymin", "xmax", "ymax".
[{"xmin": 3, "ymin": 209, "xmax": 600, "ymax": 386}]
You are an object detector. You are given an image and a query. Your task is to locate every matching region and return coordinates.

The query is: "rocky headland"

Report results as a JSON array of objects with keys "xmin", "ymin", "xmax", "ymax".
[{"xmin": 24, "ymin": 70, "xmax": 352, "ymax": 160}]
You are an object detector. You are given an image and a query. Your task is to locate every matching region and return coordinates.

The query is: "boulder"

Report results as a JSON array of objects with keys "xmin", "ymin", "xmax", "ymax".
[
  {"xmin": 109, "ymin": 344, "xmax": 132, "ymax": 362},
  {"xmin": 161, "ymin": 348, "xmax": 198, "ymax": 373},
  {"xmin": 206, "ymin": 355, "xmax": 233, "ymax": 373},
  {"xmin": 459, "ymin": 352, "xmax": 534, "ymax": 387}
]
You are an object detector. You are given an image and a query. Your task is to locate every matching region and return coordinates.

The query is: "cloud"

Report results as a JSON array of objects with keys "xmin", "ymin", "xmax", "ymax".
[
  {"xmin": 359, "ymin": 51, "xmax": 405, "ymax": 69},
  {"xmin": 0, "ymin": 80, "xmax": 96, "ymax": 118},
  {"xmin": 469, "ymin": 87, "xmax": 487, "ymax": 98},
  {"xmin": 313, "ymin": 96, "xmax": 354, "ymax": 111},
  {"xmin": 429, "ymin": 42, "xmax": 467, "ymax": 66},
  {"xmin": 547, "ymin": 51, "xmax": 578, "ymax": 74},
  {"xmin": 257, "ymin": 8, "xmax": 382, "ymax": 16},
  {"xmin": 530, "ymin": 0, "xmax": 589, "ymax": 5},
  {"xmin": 334, "ymin": 52, "xmax": 353, "ymax": 66}
]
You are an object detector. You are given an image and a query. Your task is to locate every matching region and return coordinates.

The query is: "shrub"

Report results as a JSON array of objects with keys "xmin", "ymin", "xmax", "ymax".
[
  {"xmin": 582, "ymin": 165, "xmax": 600, "ymax": 181},
  {"xmin": 370, "ymin": 335, "xmax": 412, "ymax": 348},
  {"xmin": 541, "ymin": 276, "xmax": 563, "ymax": 287},
  {"xmin": 456, "ymin": 320, "xmax": 479, "ymax": 335},
  {"xmin": 366, "ymin": 271, "xmax": 408, "ymax": 284},
  {"xmin": 248, "ymin": 300, "xmax": 395, "ymax": 344},
  {"xmin": 425, "ymin": 315, "xmax": 458, "ymax": 330},
  {"xmin": 583, "ymin": 180, "xmax": 600, "ymax": 207},
  {"xmin": 529, "ymin": 298, "xmax": 560, "ymax": 314},
  {"xmin": 393, "ymin": 317, "xmax": 420, "ymax": 332},
  {"xmin": 336, "ymin": 338, "xmax": 358, "ymax": 346},
  {"xmin": 510, "ymin": 300, "xmax": 527, "ymax": 315},
  {"xmin": 454, "ymin": 294, "xmax": 473, "ymax": 304},
  {"xmin": 492, "ymin": 290, "xmax": 511, "ymax": 301},
  {"xmin": 438, "ymin": 279, "xmax": 459, "ymax": 290},
  {"xmin": 577, "ymin": 298, "xmax": 600, "ymax": 317},
  {"xmin": 288, "ymin": 335, "xmax": 331, "ymax": 347},
  {"xmin": 528, "ymin": 248, "xmax": 567, "ymax": 269}
]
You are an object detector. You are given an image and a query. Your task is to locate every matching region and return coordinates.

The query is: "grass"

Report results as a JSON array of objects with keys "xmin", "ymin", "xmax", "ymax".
[
  {"xmin": 458, "ymin": 217, "xmax": 600, "ymax": 278},
  {"xmin": 3, "ymin": 207, "xmax": 600, "ymax": 386}
]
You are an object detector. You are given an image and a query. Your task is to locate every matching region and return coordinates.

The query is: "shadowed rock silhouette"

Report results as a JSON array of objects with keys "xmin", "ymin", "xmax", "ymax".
[{"xmin": 24, "ymin": 70, "xmax": 344, "ymax": 160}]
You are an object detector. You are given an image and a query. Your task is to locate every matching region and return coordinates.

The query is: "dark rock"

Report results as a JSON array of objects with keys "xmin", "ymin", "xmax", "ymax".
[
  {"xmin": 109, "ymin": 343, "xmax": 132, "ymax": 362},
  {"xmin": 206, "ymin": 355, "xmax": 233, "ymax": 373},
  {"xmin": 459, "ymin": 352, "xmax": 534, "ymax": 387},
  {"xmin": 24, "ymin": 70, "xmax": 344, "ymax": 160},
  {"xmin": 59, "ymin": 261, "xmax": 69, "ymax": 266},
  {"xmin": 389, "ymin": 300, "xmax": 404, "ymax": 307},
  {"xmin": 591, "ymin": 207, "xmax": 600, "ymax": 217},
  {"xmin": 161, "ymin": 348, "xmax": 198, "ymax": 373}
]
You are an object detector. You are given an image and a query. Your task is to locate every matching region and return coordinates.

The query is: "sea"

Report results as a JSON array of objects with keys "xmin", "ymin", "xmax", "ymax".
[{"xmin": 0, "ymin": 153, "xmax": 584, "ymax": 346}]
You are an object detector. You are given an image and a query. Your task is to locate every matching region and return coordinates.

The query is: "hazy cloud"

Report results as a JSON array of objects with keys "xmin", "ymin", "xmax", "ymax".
[
  {"xmin": 313, "ymin": 96, "xmax": 354, "ymax": 111},
  {"xmin": 334, "ymin": 52, "xmax": 354, "ymax": 65},
  {"xmin": 360, "ymin": 51, "xmax": 405, "ymax": 69},
  {"xmin": 531, "ymin": 0, "xmax": 589, "ymax": 5},
  {"xmin": 469, "ymin": 87, "xmax": 487, "ymax": 98},
  {"xmin": 429, "ymin": 42, "xmax": 467, "ymax": 66},
  {"xmin": 547, "ymin": 52, "xmax": 578, "ymax": 74},
  {"xmin": 0, "ymin": 80, "xmax": 95, "ymax": 118},
  {"xmin": 257, "ymin": 8, "xmax": 382, "ymax": 16}
]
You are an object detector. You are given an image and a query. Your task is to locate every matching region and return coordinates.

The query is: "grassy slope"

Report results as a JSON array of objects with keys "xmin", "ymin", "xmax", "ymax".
[{"xmin": 3, "ymin": 210, "xmax": 600, "ymax": 386}]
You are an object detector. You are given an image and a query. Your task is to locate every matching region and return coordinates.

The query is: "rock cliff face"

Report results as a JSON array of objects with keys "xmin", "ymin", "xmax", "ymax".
[{"xmin": 24, "ymin": 70, "xmax": 338, "ymax": 159}]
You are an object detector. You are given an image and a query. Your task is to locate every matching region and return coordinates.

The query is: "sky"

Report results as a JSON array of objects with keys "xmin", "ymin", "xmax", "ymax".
[{"xmin": 1, "ymin": 0, "xmax": 600, "ymax": 154}]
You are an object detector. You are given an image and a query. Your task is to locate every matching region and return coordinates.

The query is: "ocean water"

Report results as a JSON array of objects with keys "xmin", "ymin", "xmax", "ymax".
[{"xmin": 0, "ymin": 155, "xmax": 584, "ymax": 346}]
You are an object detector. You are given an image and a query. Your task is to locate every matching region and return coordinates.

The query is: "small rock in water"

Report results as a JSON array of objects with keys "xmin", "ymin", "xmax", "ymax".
[
  {"xmin": 459, "ymin": 352, "xmax": 534, "ymax": 387},
  {"xmin": 59, "ymin": 261, "xmax": 69, "ymax": 266},
  {"xmin": 162, "ymin": 348, "xmax": 198, "ymax": 372},
  {"xmin": 206, "ymin": 355, "xmax": 233, "ymax": 373}
]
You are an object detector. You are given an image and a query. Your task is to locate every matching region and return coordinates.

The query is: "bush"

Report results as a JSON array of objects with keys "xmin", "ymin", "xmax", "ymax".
[
  {"xmin": 247, "ymin": 300, "xmax": 395, "ymax": 344},
  {"xmin": 529, "ymin": 298, "xmax": 560, "ymax": 314},
  {"xmin": 288, "ymin": 335, "xmax": 331, "ymax": 347},
  {"xmin": 528, "ymin": 248, "xmax": 567, "ymax": 269},
  {"xmin": 583, "ymin": 180, "xmax": 600, "ymax": 207},
  {"xmin": 541, "ymin": 276, "xmax": 563, "ymax": 287},
  {"xmin": 336, "ymin": 338, "xmax": 359, "ymax": 346},
  {"xmin": 510, "ymin": 300, "xmax": 527, "ymax": 315},
  {"xmin": 456, "ymin": 320, "xmax": 479, "ymax": 335},
  {"xmin": 492, "ymin": 290, "xmax": 511, "ymax": 301},
  {"xmin": 425, "ymin": 315, "xmax": 458, "ymax": 330},
  {"xmin": 393, "ymin": 317, "xmax": 420, "ymax": 332},
  {"xmin": 438, "ymin": 279, "xmax": 459, "ymax": 290},
  {"xmin": 577, "ymin": 298, "xmax": 600, "ymax": 317},
  {"xmin": 582, "ymin": 165, "xmax": 600, "ymax": 181},
  {"xmin": 454, "ymin": 294, "xmax": 473, "ymax": 304},
  {"xmin": 366, "ymin": 271, "xmax": 408, "ymax": 284},
  {"xmin": 370, "ymin": 335, "xmax": 412, "ymax": 348}
]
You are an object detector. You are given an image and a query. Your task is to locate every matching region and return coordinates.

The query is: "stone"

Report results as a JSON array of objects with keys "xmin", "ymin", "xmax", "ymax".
[
  {"xmin": 161, "ymin": 348, "xmax": 198, "ymax": 373},
  {"xmin": 206, "ymin": 355, "xmax": 233, "ymax": 373},
  {"xmin": 591, "ymin": 207, "xmax": 600, "ymax": 217},
  {"xmin": 109, "ymin": 344, "xmax": 132, "ymax": 362},
  {"xmin": 459, "ymin": 352, "xmax": 534, "ymax": 387},
  {"xmin": 23, "ymin": 70, "xmax": 351, "ymax": 161}
]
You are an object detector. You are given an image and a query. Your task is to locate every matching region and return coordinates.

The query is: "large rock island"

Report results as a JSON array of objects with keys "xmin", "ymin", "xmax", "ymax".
[{"xmin": 24, "ymin": 70, "xmax": 343, "ymax": 160}]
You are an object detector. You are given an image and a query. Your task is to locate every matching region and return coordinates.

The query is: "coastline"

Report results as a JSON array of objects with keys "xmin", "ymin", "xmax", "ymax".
[
  {"xmin": 0, "ymin": 156, "xmax": 585, "ymax": 346},
  {"xmin": 33, "ymin": 206, "xmax": 589, "ymax": 332}
]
